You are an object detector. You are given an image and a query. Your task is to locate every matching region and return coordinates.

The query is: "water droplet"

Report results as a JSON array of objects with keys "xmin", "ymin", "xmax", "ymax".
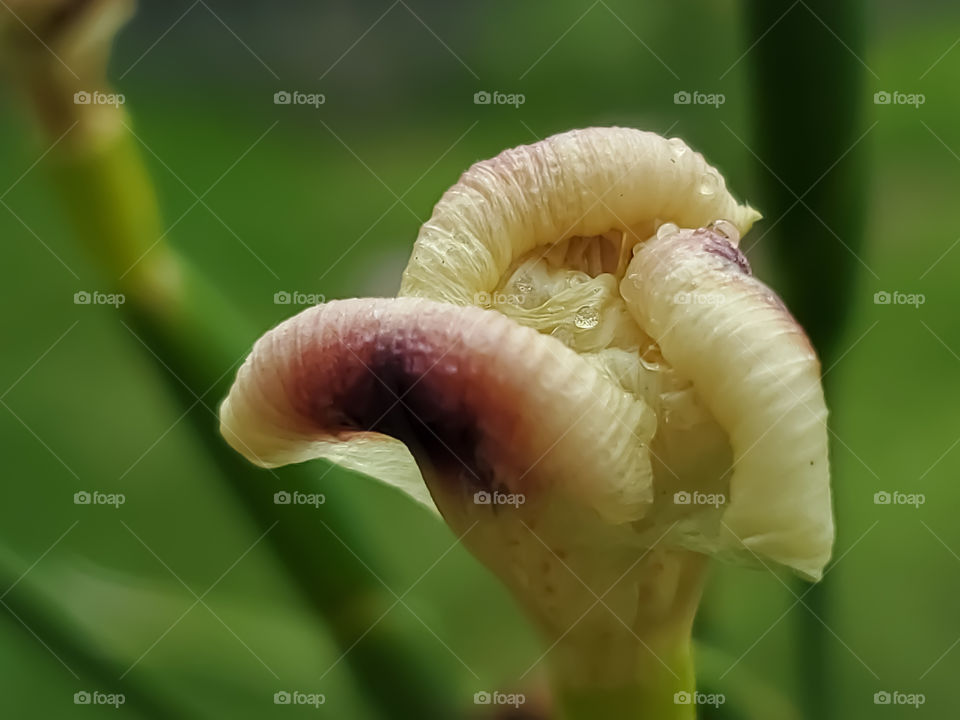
[
  {"xmin": 656, "ymin": 222, "xmax": 680, "ymax": 241},
  {"xmin": 698, "ymin": 172, "xmax": 719, "ymax": 196},
  {"xmin": 707, "ymin": 219, "xmax": 740, "ymax": 244},
  {"xmin": 574, "ymin": 305, "xmax": 599, "ymax": 329},
  {"xmin": 668, "ymin": 137, "xmax": 688, "ymax": 157},
  {"xmin": 638, "ymin": 356, "xmax": 662, "ymax": 372},
  {"xmin": 514, "ymin": 274, "xmax": 533, "ymax": 294}
]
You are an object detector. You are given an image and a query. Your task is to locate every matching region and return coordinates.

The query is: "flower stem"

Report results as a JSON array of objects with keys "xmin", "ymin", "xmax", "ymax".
[
  {"xmin": 556, "ymin": 642, "xmax": 696, "ymax": 720},
  {"xmin": 2, "ymin": 4, "xmax": 460, "ymax": 716},
  {"xmin": 547, "ymin": 550, "xmax": 705, "ymax": 720},
  {"xmin": 49, "ymin": 106, "xmax": 458, "ymax": 720}
]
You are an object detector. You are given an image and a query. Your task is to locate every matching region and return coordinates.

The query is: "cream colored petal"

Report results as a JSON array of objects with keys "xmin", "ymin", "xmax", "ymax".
[
  {"xmin": 620, "ymin": 226, "xmax": 833, "ymax": 579},
  {"xmin": 219, "ymin": 297, "xmax": 656, "ymax": 524},
  {"xmin": 400, "ymin": 127, "xmax": 760, "ymax": 305}
]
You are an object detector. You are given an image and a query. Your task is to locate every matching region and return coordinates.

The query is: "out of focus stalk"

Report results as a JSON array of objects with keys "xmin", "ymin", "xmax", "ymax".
[
  {"xmin": 744, "ymin": 2, "xmax": 869, "ymax": 719},
  {"xmin": 0, "ymin": 551, "xmax": 184, "ymax": 718},
  {"xmin": 1, "ymin": 1, "xmax": 458, "ymax": 717}
]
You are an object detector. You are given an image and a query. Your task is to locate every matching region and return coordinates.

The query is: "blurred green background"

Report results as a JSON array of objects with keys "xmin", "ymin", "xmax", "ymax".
[{"xmin": 1, "ymin": 0, "xmax": 958, "ymax": 717}]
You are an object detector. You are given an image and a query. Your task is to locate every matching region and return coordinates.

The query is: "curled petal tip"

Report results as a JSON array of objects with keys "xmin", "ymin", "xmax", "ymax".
[
  {"xmin": 219, "ymin": 297, "xmax": 657, "ymax": 525},
  {"xmin": 400, "ymin": 126, "xmax": 760, "ymax": 307},
  {"xmin": 622, "ymin": 226, "xmax": 833, "ymax": 578}
]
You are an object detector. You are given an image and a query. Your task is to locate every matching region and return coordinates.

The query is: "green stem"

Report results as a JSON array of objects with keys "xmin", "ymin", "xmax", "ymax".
[
  {"xmin": 744, "ymin": 3, "xmax": 868, "ymax": 719},
  {"xmin": 556, "ymin": 643, "xmax": 695, "ymax": 720},
  {"xmin": 0, "ymin": 550, "xmax": 188, "ymax": 718},
  {"xmin": 2, "ymin": 7, "xmax": 459, "ymax": 714},
  {"xmin": 48, "ymin": 107, "xmax": 457, "ymax": 720},
  {"xmin": 548, "ymin": 550, "xmax": 705, "ymax": 720}
]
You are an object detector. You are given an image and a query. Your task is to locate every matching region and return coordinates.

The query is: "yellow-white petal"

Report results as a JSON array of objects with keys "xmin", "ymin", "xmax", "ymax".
[
  {"xmin": 400, "ymin": 127, "xmax": 760, "ymax": 305},
  {"xmin": 219, "ymin": 297, "xmax": 656, "ymax": 524},
  {"xmin": 621, "ymin": 226, "xmax": 833, "ymax": 579}
]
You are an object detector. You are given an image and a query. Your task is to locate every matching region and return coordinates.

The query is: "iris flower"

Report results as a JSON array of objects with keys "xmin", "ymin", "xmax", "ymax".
[{"xmin": 220, "ymin": 128, "xmax": 832, "ymax": 718}]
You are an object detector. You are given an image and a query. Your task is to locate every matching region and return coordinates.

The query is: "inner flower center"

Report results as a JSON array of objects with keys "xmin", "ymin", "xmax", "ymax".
[
  {"xmin": 479, "ymin": 228, "xmax": 734, "ymax": 525},
  {"xmin": 542, "ymin": 230, "xmax": 633, "ymax": 278},
  {"xmin": 485, "ymin": 231, "xmax": 644, "ymax": 352}
]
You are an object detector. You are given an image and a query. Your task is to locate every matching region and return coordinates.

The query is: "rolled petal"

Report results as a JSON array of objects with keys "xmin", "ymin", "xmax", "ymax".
[
  {"xmin": 219, "ymin": 297, "xmax": 656, "ymax": 524},
  {"xmin": 620, "ymin": 226, "xmax": 833, "ymax": 579},
  {"xmin": 400, "ymin": 127, "xmax": 761, "ymax": 305}
]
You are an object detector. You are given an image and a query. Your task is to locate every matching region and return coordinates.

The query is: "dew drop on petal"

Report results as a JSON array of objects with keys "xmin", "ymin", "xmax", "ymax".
[
  {"xmin": 514, "ymin": 274, "xmax": 533, "ymax": 295},
  {"xmin": 656, "ymin": 222, "xmax": 680, "ymax": 241},
  {"xmin": 638, "ymin": 355, "xmax": 662, "ymax": 372},
  {"xmin": 698, "ymin": 171, "xmax": 719, "ymax": 196},
  {"xmin": 574, "ymin": 305, "xmax": 600, "ymax": 329},
  {"xmin": 707, "ymin": 219, "xmax": 741, "ymax": 245},
  {"xmin": 667, "ymin": 137, "xmax": 688, "ymax": 158}
]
